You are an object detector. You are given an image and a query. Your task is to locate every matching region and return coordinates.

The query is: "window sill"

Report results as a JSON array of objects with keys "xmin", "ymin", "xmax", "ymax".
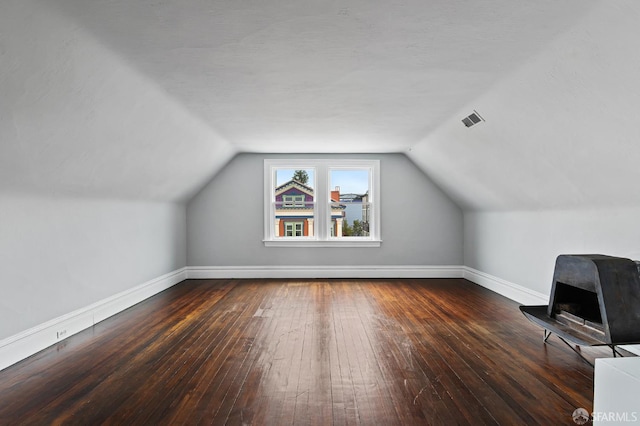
[{"xmin": 263, "ymin": 239, "xmax": 382, "ymax": 248}]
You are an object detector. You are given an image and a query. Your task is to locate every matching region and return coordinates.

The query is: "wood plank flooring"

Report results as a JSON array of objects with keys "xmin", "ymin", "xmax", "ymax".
[{"xmin": 0, "ymin": 279, "xmax": 615, "ymax": 425}]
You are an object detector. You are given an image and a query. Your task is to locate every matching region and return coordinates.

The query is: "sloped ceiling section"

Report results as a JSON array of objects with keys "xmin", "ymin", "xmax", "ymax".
[
  {"xmin": 36, "ymin": 0, "xmax": 591, "ymax": 155},
  {"xmin": 408, "ymin": 1, "xmax": 640, "ymax": 211},
  {"xmin": 0, "ymin": 0, "xmax": 235, "ymax": 202},
  {"xmin": 2, "ymin": 0, "xmax": 606, "ymax": 204}
]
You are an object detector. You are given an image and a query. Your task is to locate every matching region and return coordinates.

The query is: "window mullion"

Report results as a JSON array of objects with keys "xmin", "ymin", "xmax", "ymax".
[{"xmin": 315, "ymin": 164, "xmax": 328, "ymax": 240}]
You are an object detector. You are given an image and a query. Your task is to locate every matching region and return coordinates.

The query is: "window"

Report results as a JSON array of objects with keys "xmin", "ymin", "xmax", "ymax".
[
  {"xmin": 264, "ymin": 159, "xmax": 381, "ymax": 247},
  {"xmin": 283, "ymin": 195, "xmax": 305, "ymax": 207},
  {"xmin": 284, "ymin": 221, "xmax": 304, "ymax": 236}
]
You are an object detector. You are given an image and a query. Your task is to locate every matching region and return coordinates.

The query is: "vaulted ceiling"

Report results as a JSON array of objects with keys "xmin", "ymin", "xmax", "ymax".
[{"xmin": 3, "ymin": 0, "xmax": 638, "ymax": 209}]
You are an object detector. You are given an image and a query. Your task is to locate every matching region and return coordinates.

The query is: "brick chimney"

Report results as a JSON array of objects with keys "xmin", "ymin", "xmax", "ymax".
[{"xmin": 331, "ymin": 186, "xmax": 340, "ymax": 202}]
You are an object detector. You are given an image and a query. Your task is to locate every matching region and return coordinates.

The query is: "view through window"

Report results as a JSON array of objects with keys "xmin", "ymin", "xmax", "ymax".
[
  {"xmin": 274, "ymin": 168, "xmax": 315, "ymax": 237},
  {"xmin": 329, "ymin": 169, "xmax": 370, "ymax": 238},
  {"xmin": 264, "ymin": 159, "xmax": 380, "ymax": 246}
]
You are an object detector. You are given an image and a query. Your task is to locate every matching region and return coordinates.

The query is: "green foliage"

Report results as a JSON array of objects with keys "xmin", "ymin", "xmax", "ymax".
[
  {"xmin": 292, "ymin": 170, "xmax": 309, "ymax": 185},
  {"xmin": 341, "ymin": 220, "xmax": 352, "ymax": 236},
  {"xmin": 352, "ymin": 219, "xmax": 364, "ymax": 236},
  {"xmin": 340, "ymin": 219, "xmax": 364, "ymax": 236}
]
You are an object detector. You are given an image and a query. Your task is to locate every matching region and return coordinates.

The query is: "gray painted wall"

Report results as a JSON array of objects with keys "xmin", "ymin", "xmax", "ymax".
[
  {"xmin": 0, "ymin": 193, "xmax": 186, "ymax": 340},
  {"xmin": 464, "ymin": 208, "xmax": 640, "ymax": 296},
  {"xmin": 187, "ymin": 153, "xmax": 463, "ymax": 267},
  {"xmin": 410, "ymin": 2, "xmax": 640, "ymax": 301}
]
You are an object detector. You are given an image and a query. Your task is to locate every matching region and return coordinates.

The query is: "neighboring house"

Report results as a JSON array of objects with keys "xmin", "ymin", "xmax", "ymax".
[
  {"xmin": 338, "ymin": 192, "xmax": 371, "ymax": 236},
  {"xmin": 330, "ymin": 187, "xmax": 346, "ymax": 237},
  {"xmin": 361, "ymin": 193, "xmax": 370, "ymax": 235},
  {"xmin": 274, "ymin": 180, "xmax": 345, "ymax": 237}
]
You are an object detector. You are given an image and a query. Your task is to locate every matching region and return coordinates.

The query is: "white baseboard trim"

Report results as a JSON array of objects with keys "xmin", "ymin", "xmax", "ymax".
[
  {"xmin": 186, "ymin": 265, "xmax": 465, "ymax": 279},
  {"xmin": 187, "ymin": 265, "xmax": 550, "ymax": 306},
  {"xmin": 463, "ymin": 266, "xmax": 549, "ymax": 306},
  {"xmin": 462, "ymin": 268, "xmax": 640, "ymax": 355},
  {"xmin": 0, "ymin": 267, "xmax": 187, "ymax": 372},
  {"xmin": 0, "ymin": 265, "xmax": 567, "ymax": 372}
]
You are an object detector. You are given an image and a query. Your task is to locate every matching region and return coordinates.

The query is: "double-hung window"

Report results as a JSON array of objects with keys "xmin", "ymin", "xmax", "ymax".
[
  {"xmin": 264, "ymin": 159, "xmax": 381, "ymax": 247},
  {"xmin": 284, "ymin": 221, "xmax": 304, "ymax": 236},
  {"xmin": 282, "ymin": 195, "xmax": 305, "ymax": 207}
]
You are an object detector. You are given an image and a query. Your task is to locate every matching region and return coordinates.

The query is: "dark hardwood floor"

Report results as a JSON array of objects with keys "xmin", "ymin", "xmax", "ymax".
[{"xmin": 0, "ymin": 278, "xmax": 614, "ymax": 425}]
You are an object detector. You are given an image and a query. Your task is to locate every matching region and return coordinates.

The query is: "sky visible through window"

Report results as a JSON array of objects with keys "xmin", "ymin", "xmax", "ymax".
[
  {"xmin": 330, "ymin": 170, "xmax": 369, "ymax": 194},
  {"xmin": 276, "ymin": 168, "xmax": 369, "ymax": 194},
  {"xmin": 276, "ymin": 169, "xmax": 315, "ymax": 188}
]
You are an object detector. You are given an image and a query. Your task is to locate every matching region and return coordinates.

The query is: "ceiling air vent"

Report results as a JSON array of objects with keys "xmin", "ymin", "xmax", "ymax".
[{"xmin": 462, "ymin": 110, "xmax": 484, "ymax": 128}]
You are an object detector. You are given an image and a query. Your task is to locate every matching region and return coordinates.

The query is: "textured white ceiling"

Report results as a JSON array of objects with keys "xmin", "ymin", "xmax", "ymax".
[
  {"xmin": 3, "ymin": 0, "xmax": 615, "ymax": 205},
  {"xmin": 42, "ymin": 0, "xmax": 593, "ymax": 153}
]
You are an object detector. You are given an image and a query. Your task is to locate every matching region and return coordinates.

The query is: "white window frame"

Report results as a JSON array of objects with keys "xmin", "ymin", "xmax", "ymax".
[
  {"xmin": 284, "ymin": 221, "xmax": 304, "ymax": 237},
  {"xmin": 264, "ymin": 159, "xmax": 381, "ymax": 247},
  {"xmin": 282, "ymin": 195, "xmax": 305, "ymax": 207}
]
